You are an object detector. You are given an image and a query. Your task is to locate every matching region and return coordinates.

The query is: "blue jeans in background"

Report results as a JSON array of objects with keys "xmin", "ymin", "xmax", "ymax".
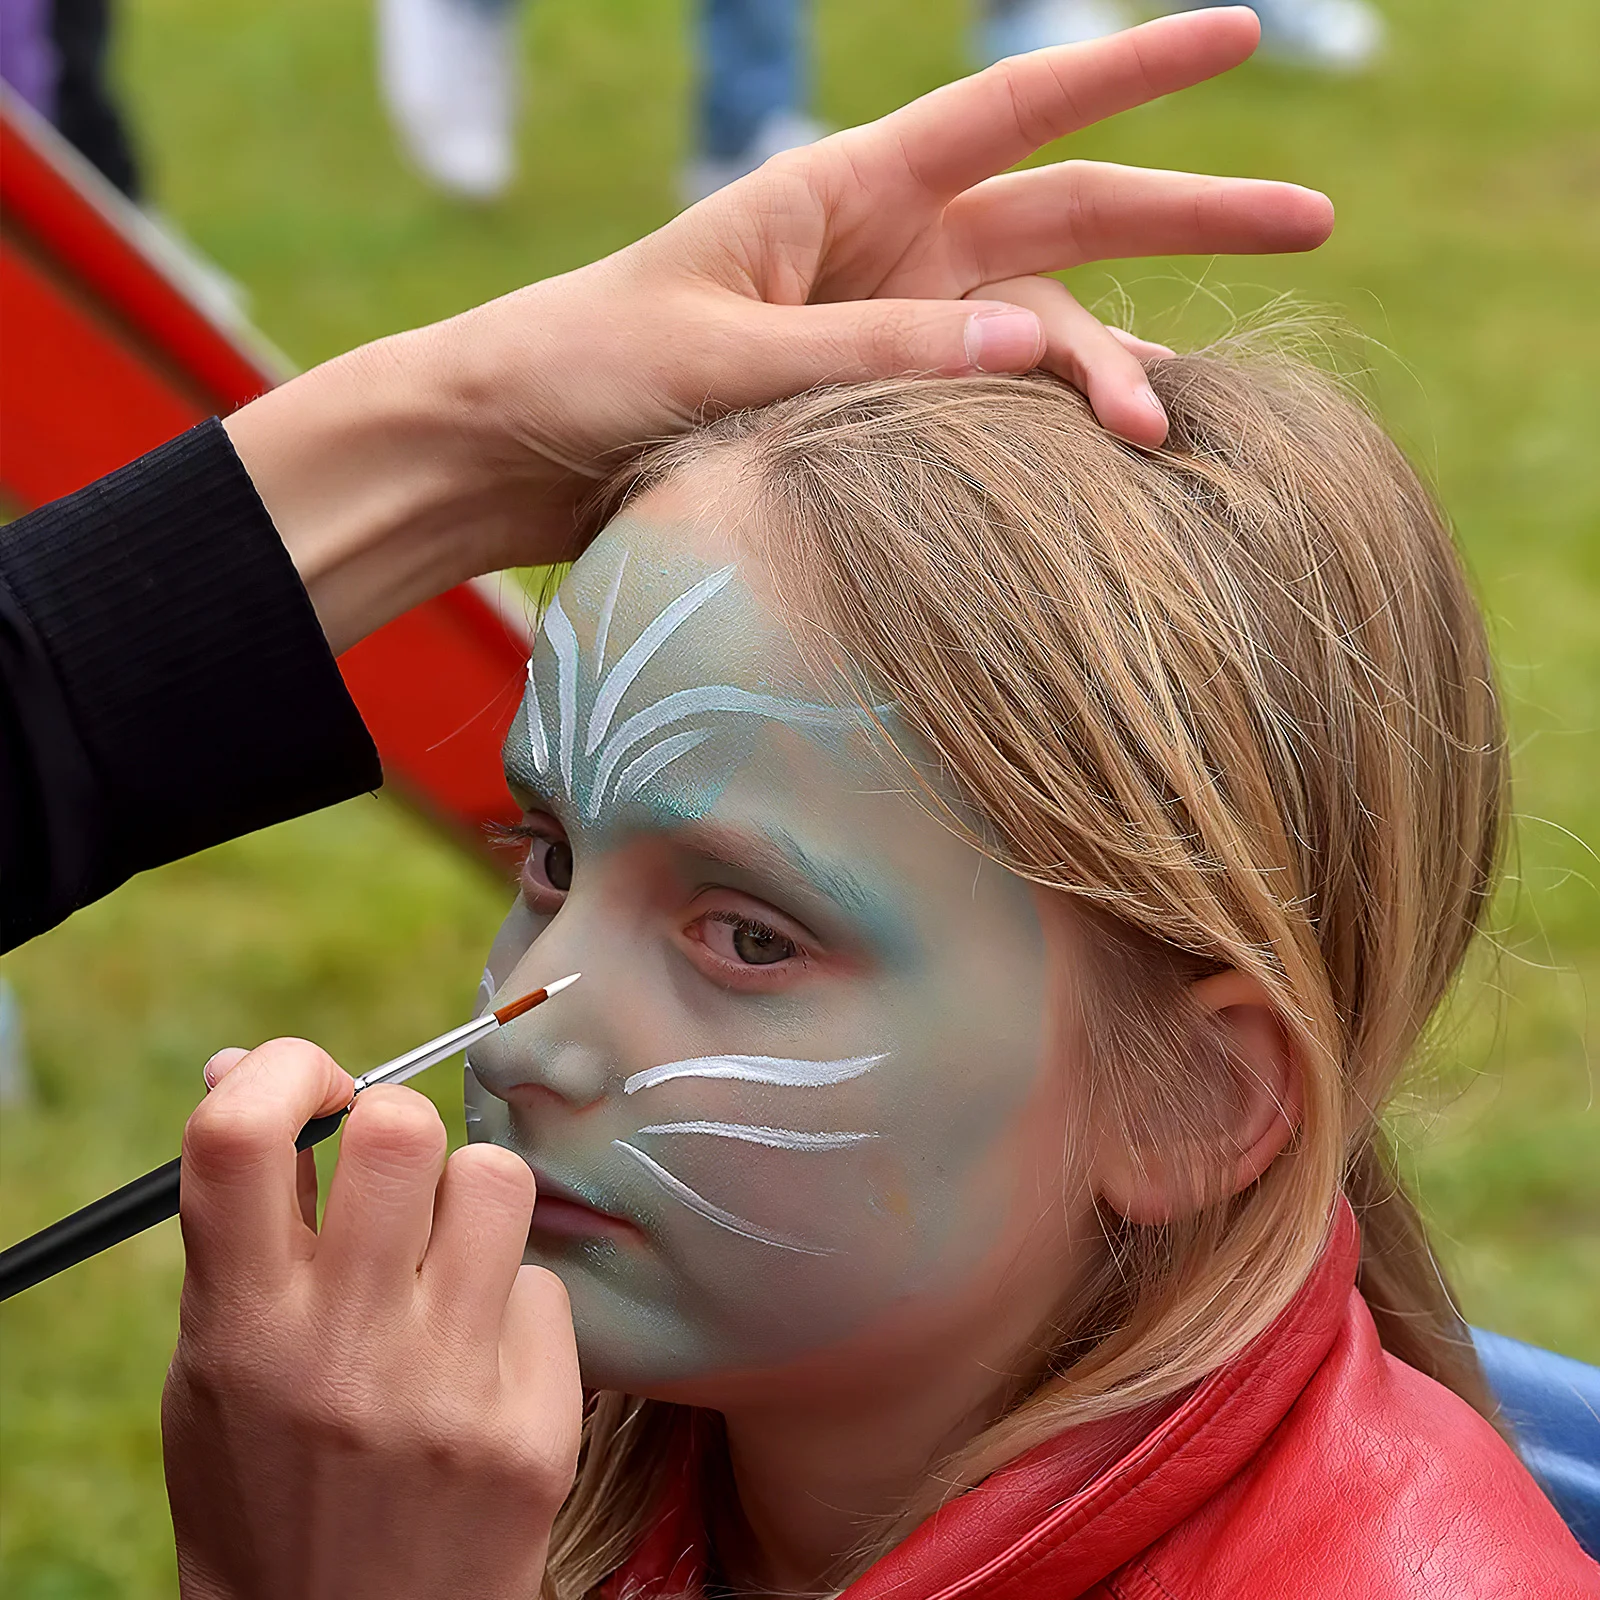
[{"xmin": 461, "ymin": 0, "xmax": 803, "ymax": 162}]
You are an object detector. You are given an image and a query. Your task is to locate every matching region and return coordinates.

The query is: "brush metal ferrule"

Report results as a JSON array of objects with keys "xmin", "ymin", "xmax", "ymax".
[{"xmin": 352, "ymin": 1014, "xmax": 502, "ymax": 1095}]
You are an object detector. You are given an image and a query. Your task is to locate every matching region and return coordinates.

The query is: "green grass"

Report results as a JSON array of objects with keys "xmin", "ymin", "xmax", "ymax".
[{"xmin": 2, "ymin": 0, "xmax": 1597, "ymax": 1591}]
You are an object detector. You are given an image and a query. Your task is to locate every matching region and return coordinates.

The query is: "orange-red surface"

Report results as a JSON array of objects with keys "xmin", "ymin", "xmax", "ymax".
[{"xmin": 0, "ymin": 95, "xmax": 527, "ymax": 866}]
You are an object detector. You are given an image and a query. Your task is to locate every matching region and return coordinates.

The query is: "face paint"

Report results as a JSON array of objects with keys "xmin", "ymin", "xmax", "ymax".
[
  {"xmin": 514, "ymin": 543, "xmax": 879, "ymax": 829},
  {"xmin": 467, "ymin": 513, "xmax": 1053, "ymax": 1392}
]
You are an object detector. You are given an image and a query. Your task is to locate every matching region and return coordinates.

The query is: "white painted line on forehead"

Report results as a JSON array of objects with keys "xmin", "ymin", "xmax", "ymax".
[
  {"xmin": 612, "ymin": 1140, "xmax": 833, "ymax": 1255},
  {"xmin": 635, "ymin": 1121, "xmax": 878, "ymax": 1151},
  {"xmin": 612, "ymin": 727, "xmax": 714, "ymax": 807},
  {"xmin": 543, "ymin": 596, "xmax": 581, "ymax": 799},
  {"xmin": 522, "ymin": 562, "xmax": 887, "ymax": 822},
  {"xmin": 623, "ymin": 1053, "xmax": 887, "ymax": 1096},
  {"xmin": 523, "ymin": 658, "xmax": 549, "ymax": 775},
  {"xmin": 585, "ymin": 685, "xmax": 863, "ymax": 821},
  {"xmin": 591, "ymin": 547, "xmax": 629, "ymax": 677},
  {"xmin": 585, "ymin": 564, "xmax": 735, "ymax": 756}
]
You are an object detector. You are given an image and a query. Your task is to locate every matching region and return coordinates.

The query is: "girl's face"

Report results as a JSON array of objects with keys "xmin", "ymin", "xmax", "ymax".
[{"xmin": 468, "ymin": 494, "xmax": 1089, "ymax": 1397}]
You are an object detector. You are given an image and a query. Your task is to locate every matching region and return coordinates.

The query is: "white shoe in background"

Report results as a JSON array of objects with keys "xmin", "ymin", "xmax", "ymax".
[
  {"xmin": 379, "ymin": 0, "xmax": 519, "ymax": 200},
  {"xmin": 979, "ymin": 0, "xmax": 1134, "ymax": 64},
  {"xmin": 681, "ymin": 109, "xmax": 825, "ymax": 206},
  {"xmin": 1236, "ymin": 0, "xmax": 1384, "ymax": 71}
]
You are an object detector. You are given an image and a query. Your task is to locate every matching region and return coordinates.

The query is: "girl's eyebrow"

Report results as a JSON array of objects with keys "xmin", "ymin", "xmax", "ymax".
[
  {"xmin": 672, "ymin": 819, "xmax": 883, "ymax": 924},
  {"xmin": 503, "ymin": 757, "xmax": 563, "ymax": 813}
]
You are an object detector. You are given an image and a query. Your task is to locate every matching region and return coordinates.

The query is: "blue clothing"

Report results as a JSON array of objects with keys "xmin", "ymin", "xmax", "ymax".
[
  {"xmin": 1476, "ymin": 1327, "xmax": 1600, "ymax": 1560},
  {"xmin": 455, "ymin": 0, "xmax": 803, "ymax": 161}
]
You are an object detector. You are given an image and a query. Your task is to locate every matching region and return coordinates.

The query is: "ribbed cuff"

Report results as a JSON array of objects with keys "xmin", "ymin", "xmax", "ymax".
[{"xmin": 0, "ymin": 418, "xmax": 381, "ymax": 903}]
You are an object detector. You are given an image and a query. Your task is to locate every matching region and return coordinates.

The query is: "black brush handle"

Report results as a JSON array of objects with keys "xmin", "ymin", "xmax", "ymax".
[{"xmin": 0, "ymin": 1105, "xmax": 350, "ymax": 1303}]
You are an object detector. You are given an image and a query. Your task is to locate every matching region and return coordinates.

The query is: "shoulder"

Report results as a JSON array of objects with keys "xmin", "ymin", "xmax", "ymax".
[{"xmin": 1126, "ymin": 1291, "xmax": 1599, "ymax": 1600}]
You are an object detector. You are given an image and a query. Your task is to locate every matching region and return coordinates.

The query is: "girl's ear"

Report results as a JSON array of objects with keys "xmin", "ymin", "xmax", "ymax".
[{"xmin": 1094, "ymin": 970, "xmax": 1302, "ymax": 1225}]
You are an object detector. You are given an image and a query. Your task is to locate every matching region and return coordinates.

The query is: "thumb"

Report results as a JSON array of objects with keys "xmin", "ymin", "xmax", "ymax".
[{"xmin": 721, "ymin": 299, "xmax": 1045, "ymax": 401}]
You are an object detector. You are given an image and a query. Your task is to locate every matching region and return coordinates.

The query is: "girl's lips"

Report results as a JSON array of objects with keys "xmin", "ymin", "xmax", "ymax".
[{"xmin": 527, "ymin": 1172, "xmax": 638, "ymax": 1245}]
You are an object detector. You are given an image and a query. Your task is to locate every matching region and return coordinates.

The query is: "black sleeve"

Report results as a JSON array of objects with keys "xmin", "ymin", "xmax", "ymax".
[{"xmin": 0, "ymin": 418, "xmax": 382, "ymax": 951}]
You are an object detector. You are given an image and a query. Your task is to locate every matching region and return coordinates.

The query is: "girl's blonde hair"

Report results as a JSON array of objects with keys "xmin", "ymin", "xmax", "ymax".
[{"xmin": 543, "ymin": 348, "xmax": 1508, "ymax": 1597}]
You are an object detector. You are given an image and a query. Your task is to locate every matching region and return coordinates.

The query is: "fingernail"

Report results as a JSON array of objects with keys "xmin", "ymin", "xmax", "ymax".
[
  {"xmin": 1138, "ymin": 383, "xmax": 1166, "ymax": 417},
  {"xmin": 964, "ymin": 308, "xmax": 1043, "ymax": 373},
  {"xmin": 202, "ymin": 1048, "xmax": 244, "ymax": 1090}
]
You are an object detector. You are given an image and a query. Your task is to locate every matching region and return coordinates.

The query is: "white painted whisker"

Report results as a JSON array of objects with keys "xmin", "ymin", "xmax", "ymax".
[
  {"xmin": 612, "ymin": 1141, "xmax": 831, "ymax": 1255},
  {"xmin": 635, "ymin": 1122, "xmax": 878, "ymax": 1151},
  {"xmin": 623, "ymin": 1052, "xmax": 887, "ymax": 1096}
]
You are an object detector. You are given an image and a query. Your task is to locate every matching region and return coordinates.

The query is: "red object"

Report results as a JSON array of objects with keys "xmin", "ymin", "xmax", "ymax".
[
  {"xmin": 0, "ymin": 90, "xmax": 529, "ymax": 864},
  {"xmin": 606, "ymin": 1203, "xmax": 1599, "ymax": 1598}
]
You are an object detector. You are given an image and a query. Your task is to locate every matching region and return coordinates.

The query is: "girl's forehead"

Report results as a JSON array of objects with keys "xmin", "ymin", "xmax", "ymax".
[
  {"xmin": 559, "ymin": 516, "xmax": 800, "ymax": 687},
  {"xmin": 511, "ymin": 517, "xmax": 902, "ymax": 839}
]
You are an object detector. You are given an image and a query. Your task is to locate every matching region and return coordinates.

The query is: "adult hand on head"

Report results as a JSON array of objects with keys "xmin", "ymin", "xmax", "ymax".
[
  {"xmin": 228, "ymin": 6, "xmax": 1331, "ymax": 653},
  {"xmin": 163, "ymin": 1042, "xmax": 580, "ymax": 1600}
]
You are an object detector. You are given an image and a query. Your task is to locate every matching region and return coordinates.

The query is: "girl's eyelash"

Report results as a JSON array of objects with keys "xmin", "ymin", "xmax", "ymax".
[
  {"xmin": 701, "ymin": 909, "xmax": 809, "ymax": 965},
  {"xmin": 488, "ymin": 817, "xmax": 564, "ymax": 846},
  {"xmin": 487, "ymin": 819, "xmax": 536, "ymax": 845}
]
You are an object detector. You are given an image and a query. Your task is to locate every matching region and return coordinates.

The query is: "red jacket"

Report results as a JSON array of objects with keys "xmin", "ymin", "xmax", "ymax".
[{"xmin": 606, "ymin": 1205, "xmax": 1599, "ymax": 1598}]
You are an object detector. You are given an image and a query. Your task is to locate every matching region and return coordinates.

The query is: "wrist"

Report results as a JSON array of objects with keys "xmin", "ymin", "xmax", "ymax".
[{"xmin": 223, "ymin": 321, "xmax": 552, "ymax": 655}]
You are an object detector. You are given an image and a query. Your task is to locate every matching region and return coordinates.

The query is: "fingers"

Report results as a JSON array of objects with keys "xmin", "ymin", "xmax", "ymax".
[
  {"xmin": 296, "ymin": 1148, "xmax": 320, "ymax": 1231},
  {"xmin": 501, "ymin": 1265, "xmax": 581, "ymax": 1405},
  {"xmin": 422, "ymin": 1144, "xmax": 535, "ymax": 1342},
  {"xmin": 1107, "ymin": 326, "xmax": 1177, "ymax": 362},
  {"xmin": 316, "ymin": 1085, "xmax": 449, "ymax": 1294},
  {"xmin": 944, "ymin": 162, "xmax": 1335, "ymax": 282},
  {"xmin": 180, "ymin": 1037, "xmax": 354, "ymax": 1287},
  {"xmin": 971, "ymin": 275, "xmax": 1169, "ymax": 445},
  {"xmin": 841, "ymin": 8, "xmax": 1262, "ymax": 203},
  {"xmin": 699, "ymin": 298, "xmax": 1043, "ymax": 408}
]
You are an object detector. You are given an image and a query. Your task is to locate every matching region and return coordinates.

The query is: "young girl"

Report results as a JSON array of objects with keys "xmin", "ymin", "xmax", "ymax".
[{"xmin": 167, "ymin": 350, "xmax": 1597, "ymax": 1598}]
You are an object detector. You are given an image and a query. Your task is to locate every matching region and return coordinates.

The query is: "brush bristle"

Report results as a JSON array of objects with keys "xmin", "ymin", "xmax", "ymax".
[{"xmin": 491, "ymin": 973, "xmax": 581, "ymax": 1026}]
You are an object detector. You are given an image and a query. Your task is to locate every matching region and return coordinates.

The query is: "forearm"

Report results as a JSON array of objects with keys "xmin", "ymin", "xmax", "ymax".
[{"xmin": 223, "ymin": 311, "xmax": 581, "ymax": 656}]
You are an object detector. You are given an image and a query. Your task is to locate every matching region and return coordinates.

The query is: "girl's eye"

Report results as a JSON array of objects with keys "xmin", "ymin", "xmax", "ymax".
[
  {"xmin": 539, "ymin": 838, "xmax": 574, "ymax": 892},
  {"xmin": 702, "ymin": 912, "xmax": 798, "ymax": 967},
  {"xmin": 515, "ymin": 820, "xmax": 572, "ymax": 909}
]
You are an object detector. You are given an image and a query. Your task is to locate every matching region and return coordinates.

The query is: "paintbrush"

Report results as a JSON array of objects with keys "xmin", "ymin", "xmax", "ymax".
[{"xmin": 0, "ymin": 973, "xmax": 580, "ymax": 1303}]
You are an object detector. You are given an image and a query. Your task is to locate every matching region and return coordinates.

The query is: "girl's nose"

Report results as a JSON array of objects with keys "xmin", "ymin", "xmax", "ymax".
[
  {"xmin": 470, "ymin": 1031, "xmax": 612, "ymax": 1109},
  {"xmin": 468, "ymin": 946, "xmax": 614, "ymax": 1108}
]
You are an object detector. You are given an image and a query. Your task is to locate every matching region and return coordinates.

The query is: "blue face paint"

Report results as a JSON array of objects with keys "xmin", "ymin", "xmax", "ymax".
[
  {"xmin": 504, "ymin": 532, "xmax": 886, "ymax": 834},
  {"xmin": 469, "ymin": 515, "xmax": 1052, "ymax": 1392}
]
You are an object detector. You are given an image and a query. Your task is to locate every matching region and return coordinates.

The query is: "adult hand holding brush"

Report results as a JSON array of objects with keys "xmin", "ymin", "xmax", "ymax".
[{"xmin": 163, "ymin": 1039, "xmax": 582, "ymax": 1600}]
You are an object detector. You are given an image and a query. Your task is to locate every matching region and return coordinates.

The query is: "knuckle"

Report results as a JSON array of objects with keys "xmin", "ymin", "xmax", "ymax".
[
  {"xmin": 861, "ymin": 304, "xmax": 933, "ymax": 373},
  {"xmin": 182, "ymin": 1096, "xmax": 274, "ymax": 1179},
  {"xmin": 452, "ymin": 1144, "xmax": 535, "ymax": 1212},
  {"xmin": 344, "ymin": 1087, "xmax": 446, "ymax": 1171}
]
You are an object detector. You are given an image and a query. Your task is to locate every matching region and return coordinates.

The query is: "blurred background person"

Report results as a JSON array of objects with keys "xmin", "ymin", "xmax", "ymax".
[
  {"xmin": 983, "ymin": 0, "xmax": 1382, "ymax": 70},
  {"xmin": 379, "ymin": 0, "xmax": 821, "ymax": 202},
  {"xmin": 0, "ymin": 0, "xmax": 142, "ymax": 195},
  {"xmin": 376, "ymin": 0, "xmax": 1381, "ymax": 207}
]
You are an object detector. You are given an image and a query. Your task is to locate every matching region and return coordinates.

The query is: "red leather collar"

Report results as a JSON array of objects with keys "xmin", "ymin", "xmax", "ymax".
[{"xmin": 607, "ymin": 1205, "xmax": 1358, "ymax": 1599}]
